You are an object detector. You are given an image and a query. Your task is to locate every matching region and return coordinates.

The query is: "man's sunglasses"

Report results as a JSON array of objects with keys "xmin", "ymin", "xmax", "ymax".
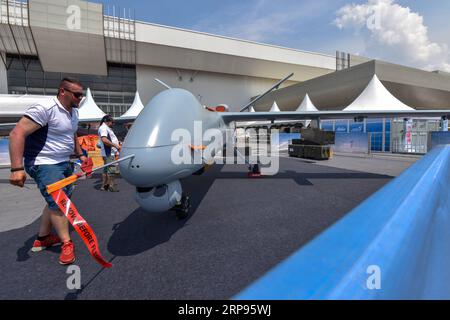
[{"xmin": 63, "ymin": 87, "xmax": 84, "ymax": 99}]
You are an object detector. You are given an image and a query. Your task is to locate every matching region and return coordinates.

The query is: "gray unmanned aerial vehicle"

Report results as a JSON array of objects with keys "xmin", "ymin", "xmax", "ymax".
[{"xmin": 116, "ymin": 74, "xmax": 450, "ymax": 218}]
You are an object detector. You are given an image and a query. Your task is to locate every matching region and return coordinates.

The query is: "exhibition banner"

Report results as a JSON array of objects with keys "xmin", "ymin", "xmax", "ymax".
[{"xmin": 333, "ymin": 132, "xmax": 369, "ymax": 154}]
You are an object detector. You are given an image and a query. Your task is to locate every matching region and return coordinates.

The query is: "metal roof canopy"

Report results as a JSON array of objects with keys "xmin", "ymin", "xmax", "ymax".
[
  {"xmin": 252, "ymin": 60, "xmax": 450, "ymax": 111},
  {"xmin": 0, "ymin": 93, "xmax": 53, "ymax": 123}
]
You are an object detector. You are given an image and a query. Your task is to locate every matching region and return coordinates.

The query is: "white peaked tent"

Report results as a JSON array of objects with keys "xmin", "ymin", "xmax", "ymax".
[
  {"xmin": 78, "ymin": 88, "xmax": 105, "ymax": 120},
  {"xmin": 121, "ymin": 91, "xmax": 145, "ymax": 118},
  {"xmin": 344, "ymin": 75, "xmax": 414, "ymax": 111},
  {"xmin": 296, "ymin": 94, "xmax": 318, "ymax": 128},
  {"xmin": 269, "ymin": 101, "xmax": 281, "ymax": 112},
  {"xmin": 245, "ymin": 106, "xmax": 259, "ymax": 125},
  {"xmin": 296, "ymin": 94, "xmax": 318, "ymax": 112}
]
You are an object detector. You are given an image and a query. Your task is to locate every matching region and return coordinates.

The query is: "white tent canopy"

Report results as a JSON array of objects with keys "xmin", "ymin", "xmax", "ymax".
[
  {"xmin": 269, "ymin": 101, "xmax": 281, "ymax": 112},
  {"xmin": 78, "ymin": 88, "xmax": 105, "ymax": 120},
  {"xmin": 296, "ymin": 94, "xmax": 318, "ymax": 112},
  {"xmin": 0, "ymin": 94, "xmax": 54, "ymax": 118},
  {"xmin": 296, "ymin": 94, "xmax": 318, "ymax": 128},
  {"xmin": 344, "ymin": 75, "xmax": 414, "ymax": 111},
  {"xmin": 121, "ymin": 91, "xmax": 145, "ymax": 118}
]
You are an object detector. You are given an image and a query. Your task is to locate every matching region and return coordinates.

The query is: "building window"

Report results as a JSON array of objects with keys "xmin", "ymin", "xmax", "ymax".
[{"xmin": 6, "ymin": 54, "xmax": 136, "ymax": 117}]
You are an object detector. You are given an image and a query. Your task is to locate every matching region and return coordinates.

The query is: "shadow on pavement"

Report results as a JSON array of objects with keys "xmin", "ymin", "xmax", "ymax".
[
  {"xmin": 16, "ymin": 234, "xmax": 36, "ymax": 262},
  {"xmin": 105, "ymin": 165, "xmax": 228, "ymax": 257},
  {"xmin": 107, "ymin": 208, "xmax": 192, "ymax": 256}
]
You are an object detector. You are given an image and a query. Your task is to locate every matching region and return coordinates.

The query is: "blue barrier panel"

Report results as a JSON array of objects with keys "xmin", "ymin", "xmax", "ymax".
[
  {"xmin": 430, "ymin": 131, "xmax": 450, "ymax": 150},
  {"xmin": 235, "ymin": 146, "xmax": 450, "ymax": 299}
]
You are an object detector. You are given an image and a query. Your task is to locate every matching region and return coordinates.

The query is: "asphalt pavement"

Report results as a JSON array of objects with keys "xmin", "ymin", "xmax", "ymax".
[{"xmin": 0, "ymin": 156, "xmax": 400, "ymax": 299}]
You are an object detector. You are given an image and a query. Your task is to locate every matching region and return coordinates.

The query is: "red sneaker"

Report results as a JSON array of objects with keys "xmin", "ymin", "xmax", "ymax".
[
  {"xmin": 31, "ymin": 234, "xmax": 62, "ymax": 252},
  {"xmin": 59, "ymin": 240, "xmax": 76, "ymax": 265}
]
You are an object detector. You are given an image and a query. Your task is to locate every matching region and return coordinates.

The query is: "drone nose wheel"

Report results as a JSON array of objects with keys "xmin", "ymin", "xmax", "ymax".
[{"xmin": 174, "ymin": 194, "xmax": 191, "ymax": 220}]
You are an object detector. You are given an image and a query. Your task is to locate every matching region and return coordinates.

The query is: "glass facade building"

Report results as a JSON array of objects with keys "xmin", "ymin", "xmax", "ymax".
[
  {"xmin": 322, "ymin": 118, "xmax": 441, "ymax": 154},
  {"xmin": 6, "ymin": 54, "xmax": 136, "ymax": 117},
  {"xmin": 322, "ymin": 119, "xmax": 391, "ymax": 152}
]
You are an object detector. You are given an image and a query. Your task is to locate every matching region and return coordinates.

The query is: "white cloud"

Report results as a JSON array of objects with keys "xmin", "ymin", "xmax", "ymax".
[{"xmin": 334, "ymin": 0, "xmax": 450, "ymax": 72}]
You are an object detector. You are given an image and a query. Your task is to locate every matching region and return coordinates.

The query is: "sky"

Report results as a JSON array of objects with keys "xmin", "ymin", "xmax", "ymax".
[{"xmin": 92, "ymin": 0, "xmax": 450, "ymax": 72}]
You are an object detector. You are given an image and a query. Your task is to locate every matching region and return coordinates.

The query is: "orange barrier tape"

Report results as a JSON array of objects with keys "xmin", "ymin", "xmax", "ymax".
[{"xmin": 51, "ymin": 190, "xmax": 112, "ymax": 268}]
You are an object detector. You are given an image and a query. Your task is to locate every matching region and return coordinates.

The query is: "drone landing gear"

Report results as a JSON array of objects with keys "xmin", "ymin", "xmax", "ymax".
[
  {"xmin": 173, "ymin": 194, "xmax": 191, "ymax": 220},
  {"xmin": 232, "ymin": 146, "xmax": 261, "ymax": 178},
  {"xmin": 247, "ymin": 164, "xmax": 261, "ymax": 178}
]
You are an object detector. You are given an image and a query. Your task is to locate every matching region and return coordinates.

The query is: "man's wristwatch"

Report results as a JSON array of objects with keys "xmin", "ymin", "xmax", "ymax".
[{"xmin": 10, "ymin": 166, "xmax": 25, "ymax": 172}]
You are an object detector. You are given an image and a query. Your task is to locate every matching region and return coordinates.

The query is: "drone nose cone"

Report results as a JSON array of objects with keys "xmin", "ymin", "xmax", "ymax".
[
  {"xmin": 118, "ymin": 88, "xmax": 213, "ymax": 188},
  {"xmin": 118, "ymin": 145, "xmax": 181, "ymax": 187},
  {"xmin": 119, "ymin": 147, "xmax": 160, "ymax": 187}
]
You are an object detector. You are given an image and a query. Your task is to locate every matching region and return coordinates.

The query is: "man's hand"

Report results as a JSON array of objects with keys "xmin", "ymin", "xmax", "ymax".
[
  {"xmin": 80, "ymin": 157, "xmax": 93, "ymax": 177},
  {"xmin": 9, "ymin": 170, "xmax": 26, "ymax": 187}
]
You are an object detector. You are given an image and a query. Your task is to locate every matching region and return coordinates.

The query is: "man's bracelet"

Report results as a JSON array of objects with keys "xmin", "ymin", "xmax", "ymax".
[
  {"xmin": 76, "ymin": 154, "xmax": 85, "ymax": 158},
  {"xmin": 10, "ymin": 167, "xmax": 24, "ymax": 172}
]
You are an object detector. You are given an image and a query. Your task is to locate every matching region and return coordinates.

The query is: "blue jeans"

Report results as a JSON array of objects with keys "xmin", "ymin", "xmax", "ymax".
[{"xmin": 25, "ymin": 162, "xmax": 74, "ymax": 211}]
